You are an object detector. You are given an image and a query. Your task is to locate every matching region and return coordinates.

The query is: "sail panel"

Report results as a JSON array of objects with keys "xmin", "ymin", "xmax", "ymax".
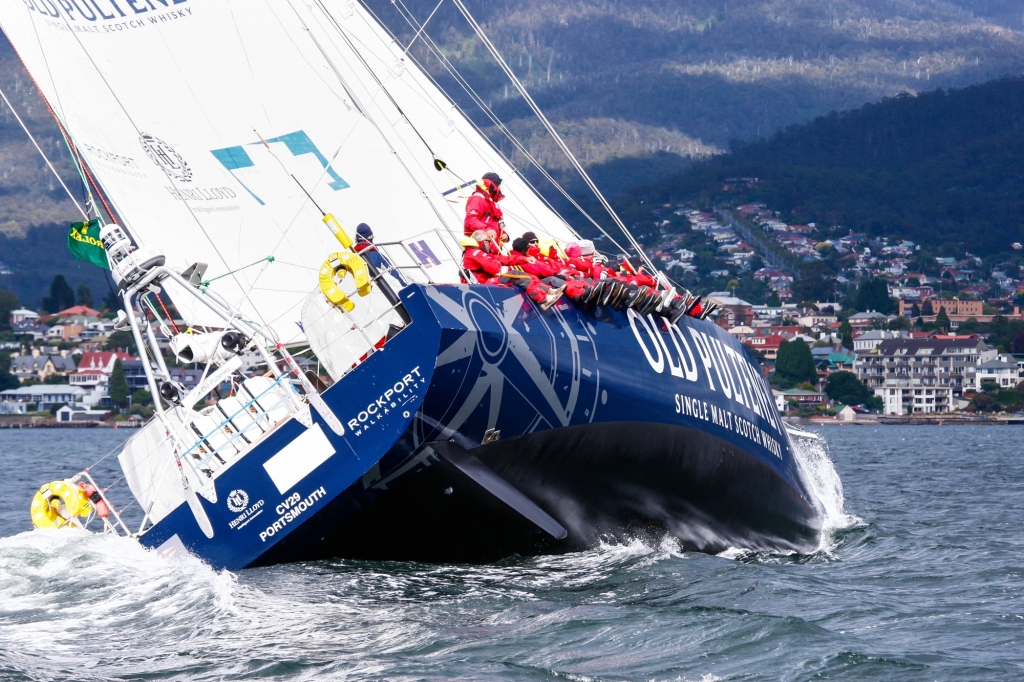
[
  {"xmin": 0, "ymin": 0, "xmax": 471, "ymax": 336},
  {"xmin": 312, "ymin": 1, "xmax": 580, "ymax": 244}
]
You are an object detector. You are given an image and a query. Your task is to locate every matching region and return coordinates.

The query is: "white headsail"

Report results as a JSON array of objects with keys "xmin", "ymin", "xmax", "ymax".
[{"xmin": 0, "ymin": 0, "xmax": 578, "ymax": 338}]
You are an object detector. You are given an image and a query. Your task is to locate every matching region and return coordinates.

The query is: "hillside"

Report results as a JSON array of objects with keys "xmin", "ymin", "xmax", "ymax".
[
  {"xmin": 2, "ymin": 1, "xmax": 1024, "ymax": 306},
  {"xmin": 619, "ymin": 75, "xmax": 1024, "ymax": 256},
  {"xmin": 369, "ymin": 0, "xmax": 1024, "ymax": 151}
]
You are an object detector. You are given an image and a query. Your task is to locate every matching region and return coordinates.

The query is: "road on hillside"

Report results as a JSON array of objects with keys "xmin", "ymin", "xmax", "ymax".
[{"xmin": 715, "ymin": 209, "xmax": 790, "ymax": 272}]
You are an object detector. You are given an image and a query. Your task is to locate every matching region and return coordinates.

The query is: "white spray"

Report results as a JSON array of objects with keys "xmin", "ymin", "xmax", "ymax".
[{"xmin": 787, "ymin": 427, "xmax": 860, "ymax": 550}]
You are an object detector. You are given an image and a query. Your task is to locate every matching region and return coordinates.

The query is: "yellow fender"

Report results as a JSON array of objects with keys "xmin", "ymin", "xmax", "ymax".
[
  {"xmin": 323, "ymin": 213, "xmax": 353, "ymax": 249},
  {"xmin": 319, "ymin": 251, "xmax": 372, "ymax": 312},
  {"xmin": 30, "ymin": 480, "xmax": 90, "ymax": 529}
]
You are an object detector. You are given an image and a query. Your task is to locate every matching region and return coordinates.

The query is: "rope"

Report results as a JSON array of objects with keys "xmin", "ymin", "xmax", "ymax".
[
  {"xmin": 449, "ymin": 0, "xmax": 660, "ymax": 277},
  {"xmin": 0, "ymin": 81, "xmax": 86, "ymax": 219},
  {"xmin": 201, "ymin": 256, "xmax": 276, "ymax": 290},
  {"xmin": 379, "ymin": 0, "xmax": 634, "ymax": 260},
  {"xmin": 289, "ymin": 0, "xmax": 465, "ymax": 250}
]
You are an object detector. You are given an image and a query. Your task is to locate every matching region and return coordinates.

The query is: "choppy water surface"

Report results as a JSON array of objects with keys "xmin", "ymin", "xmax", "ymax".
[{"xmin": 1, "ymin": 426, "xmax": 1022, "ymax": 680}]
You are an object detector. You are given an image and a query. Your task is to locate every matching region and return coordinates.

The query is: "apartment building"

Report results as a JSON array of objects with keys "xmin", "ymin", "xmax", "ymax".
[
  {"xmin": 897, "ymin": 298, "xmax": 984, "ymax": 317},
  {"xmin": 855, "ymin": 336, "xmax": 987, "ymax": 414}
]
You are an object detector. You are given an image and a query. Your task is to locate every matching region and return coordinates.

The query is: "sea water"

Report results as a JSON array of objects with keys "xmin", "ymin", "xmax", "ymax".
[{"xmin": 0, "ymin": 426, "xmax": 1022, "ymax": 680}]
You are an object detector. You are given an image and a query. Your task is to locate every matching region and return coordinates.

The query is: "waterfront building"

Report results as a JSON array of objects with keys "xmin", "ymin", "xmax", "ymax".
[
  {"xmin": 972, "ymin": 355, "xmax": 1021, "ymax": 391},
  {"xmin": 855, "ymin": 336, "xmax": 987, "ymax": 414},
  {"xmin": 0, "ymin": 385, "xmax": 87, "ymax": 411}
]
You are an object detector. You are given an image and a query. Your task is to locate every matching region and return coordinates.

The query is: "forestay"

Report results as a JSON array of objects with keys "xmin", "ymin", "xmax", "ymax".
[{"xmin": 0, "ymin": 0, "xmax": 577, "ymax": 340}]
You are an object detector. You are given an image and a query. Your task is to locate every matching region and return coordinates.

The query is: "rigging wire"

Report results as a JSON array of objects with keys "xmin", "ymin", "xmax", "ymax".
[
  {"xmin": 0, "ymin": 82, "xmax": 86, "ymax": 219},
  {"xmin": 448, "ymin": 0, "xmax": 660, "ymax": 276},
  {"xmin": 285, "ymin": 0, "xmax": 464, "ymax": 247},
  {"xmin": 312, "ymin": 0, "xmax": 446, "ymax": 171},
  {"xmin": 376, "ymin": 0, "xmax": 634, "ymax": 259},
  {"xmin": 315, "ymin": 0, "xmax": 575, "ymax": 242},
  {"xmin": 398, "ymin": 0, "xmax": 445, "ymax": 58},
  {"xmin": 47, "ymin": 9, "xmax": 275, "ymax": 335}
]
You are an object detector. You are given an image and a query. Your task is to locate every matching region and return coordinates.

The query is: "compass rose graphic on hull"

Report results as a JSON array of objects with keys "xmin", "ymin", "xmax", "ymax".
[{"xmin": 364, "ymin": 286, "xmax": 602, "ymax": 491}]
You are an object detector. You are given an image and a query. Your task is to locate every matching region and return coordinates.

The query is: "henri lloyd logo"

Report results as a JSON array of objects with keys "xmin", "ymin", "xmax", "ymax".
[
  {"xmin": 226, "ymin": 489, "xmax": 249, "ymax": 513},
  {"xmin": 140, "ymin": 133, "xmax": 191, "ymax": 182},
  {"xmin": 139, "ymin": 131, "xmax": 239, "ymax": 206}
]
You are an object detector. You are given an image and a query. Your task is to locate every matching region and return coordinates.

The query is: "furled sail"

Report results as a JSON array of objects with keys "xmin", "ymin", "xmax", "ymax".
[{"xmin": 0, "ymin": 0, "xmax": 578, "ymax": 339}]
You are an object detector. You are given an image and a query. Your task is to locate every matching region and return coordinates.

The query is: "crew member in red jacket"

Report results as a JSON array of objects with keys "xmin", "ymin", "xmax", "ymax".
[
  {"xmin": 462, "ymin": 231, "xmax": 565, "ymax": 309},
  {"xmin": 464, "ymin": 172, "xmax": 508, "ymax": 246}
]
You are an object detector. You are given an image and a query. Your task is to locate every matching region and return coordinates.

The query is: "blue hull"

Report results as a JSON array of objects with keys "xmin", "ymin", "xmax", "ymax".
[{"xmin": 140, "ymin": 284, "xmax": 821, "ymax": 569}]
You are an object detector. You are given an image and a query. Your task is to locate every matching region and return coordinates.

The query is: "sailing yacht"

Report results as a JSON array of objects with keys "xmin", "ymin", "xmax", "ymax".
[{"xmin": 4, "ymin": 0, "xmax": 823, "ymax": 568}]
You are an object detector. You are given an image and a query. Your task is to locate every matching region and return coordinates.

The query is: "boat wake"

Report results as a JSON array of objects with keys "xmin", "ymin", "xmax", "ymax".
[
  {"xmin": 717, "ymin": 429, "xmax": 861, "ymax": 563},
  {"xmin": 789, "ymin": 429, "xmax": 861, "ymax": 538},
  {"xmin": 0, "ymin": 529, "xmax": 238, "ymax": 679}
]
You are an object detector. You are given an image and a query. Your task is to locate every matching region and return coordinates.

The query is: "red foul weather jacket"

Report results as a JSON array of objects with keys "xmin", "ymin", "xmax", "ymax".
[
  {"xmin": 462, "ymin": 246, "xmax": 526, "ymax": 284},
  {"xmin": 464, "ymin": 182, "xmax": 505, "ymax": 239}
]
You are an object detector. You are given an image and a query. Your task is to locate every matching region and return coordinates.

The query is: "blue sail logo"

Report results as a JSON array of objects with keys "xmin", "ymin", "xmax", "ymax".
[{"xmin": 211, "ymin": 131, "xmax": 349, "ymax": 205}]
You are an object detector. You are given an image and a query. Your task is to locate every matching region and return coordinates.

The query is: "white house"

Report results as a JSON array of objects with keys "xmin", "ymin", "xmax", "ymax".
[
  {"xmin": 0, "ymin": 385, "xmax": 87, "ymax": 410},
  {"xmin": 55, "ymin": 404, "xmax": 107, "ymax": 423},
  {"xmin": 9, "ymin": 308, "xmax": 39, "ymax": 326},
  {"xmin": 973, "ymin": 355, "xmax": 1021, "ymax": 391},
  {"xmin": 853, "ymin": 329, "xmax": 907, "ymax": 352}
]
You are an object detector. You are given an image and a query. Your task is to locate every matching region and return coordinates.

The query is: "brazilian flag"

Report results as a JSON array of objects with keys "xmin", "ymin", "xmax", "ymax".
[{"xmin": 67, "ymin": 219, "xmax": 109, "ymax": 270}]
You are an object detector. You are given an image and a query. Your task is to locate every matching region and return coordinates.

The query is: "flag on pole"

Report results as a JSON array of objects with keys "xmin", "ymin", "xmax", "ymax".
[{"xmin": 67, "ymin": 219, "xmax": 109, "ymax": 270}]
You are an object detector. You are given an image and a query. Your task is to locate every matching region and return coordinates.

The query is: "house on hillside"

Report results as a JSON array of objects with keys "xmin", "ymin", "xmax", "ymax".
[
  {"xmin": 9, "ymin": 309, "xmax": 39, "ymax": 326},
  {"xmin": 706, "ymin": 293, "xmax": 753, "ymax": 328},
  {"xmin": 852, "ymin": 329, "xmax": 907, "ymax": 352},
  {"xmin": 42, "ymin": 305, "xmax": 103, "ymax": 322},
  {"xmin": 847, "ymin": 311, "xmax": 891, "ymax": 329},
  {"xmin": 9, "ymin": 351, "xmax": 76, "ymax": 383}
]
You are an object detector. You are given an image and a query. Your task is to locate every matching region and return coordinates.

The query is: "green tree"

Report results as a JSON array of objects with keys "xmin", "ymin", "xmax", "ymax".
[
  {"xmin": 854, "ymin": 278, "xmax": 895, "ymax": 314},
  {"xmin": 109, "ymin": 358, "xmax": 129, "ymax": 408},
  {"xmin": 839, "ymin": 320, "xmax": 853, "ymax": 350},
  {"xmin": 887, "ymin": 315, "xmax": 910, "ymax": 331},
  {"xmin": 103, "ymin": 330, "xmax": 136, "ymax": 353},
  {"xmin": 767, "ymin": 290, "xmax": 781, "ymax": 306},
  {"xmin": 0, "ymin": 290, "xmax": 18, "ymax": 332},
  {"xmin": 102, "ymin": 289, "xmax": 120, "ymax": 313},
  {"xmin": 910, "ymin": 303, "xmax": 921, "ymax": 317},
  {"xmin": 970, "ymin": 393, "xmax": 996, "ymax": 412},
  {"xmin": 774, "ymin": 338, "xmax": 818, "ymax": 387},
  {"xmin": 935, "ymin": 306, "xmax": 951, "ymax": 331},
  {"xmin": 824, "ymin": 371, "xmax": 871, "ymax": 405},
  {"xmin": 76, "ymin": 284, "xmax": 93, "ymax": 308},
  {"xmin": 0, "ymin": 352, "xmax": 19, "ymax": 391},
  {"xmin": 922, "ymin": 299, "xmax": 935, "ymax": 316},
  {"xmin": 41, "ymin": 275, "xmax": 75, "ymax": 314},
  {"xmin": 793, "ymin": 261, "xmax": 837, "ymax": 303},
  {"xmin": 131, "ymin": 389, "xmax": 153, "ymax": 406}
]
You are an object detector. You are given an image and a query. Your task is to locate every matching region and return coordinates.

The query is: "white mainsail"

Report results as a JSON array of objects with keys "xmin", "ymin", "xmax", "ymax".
[{"xmin": 0, "ymin": 0, "xmax": 578, "ymax": 338}]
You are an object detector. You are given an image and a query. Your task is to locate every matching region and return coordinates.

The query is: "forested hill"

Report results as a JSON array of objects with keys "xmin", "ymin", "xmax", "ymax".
[
  {"xmin": 3, "ymin": 1, "xmax": 1024, "ymax": 305},
  {"xmin": 620, "ymin": 75, "xmax": 1024, "ymax": 256}
]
